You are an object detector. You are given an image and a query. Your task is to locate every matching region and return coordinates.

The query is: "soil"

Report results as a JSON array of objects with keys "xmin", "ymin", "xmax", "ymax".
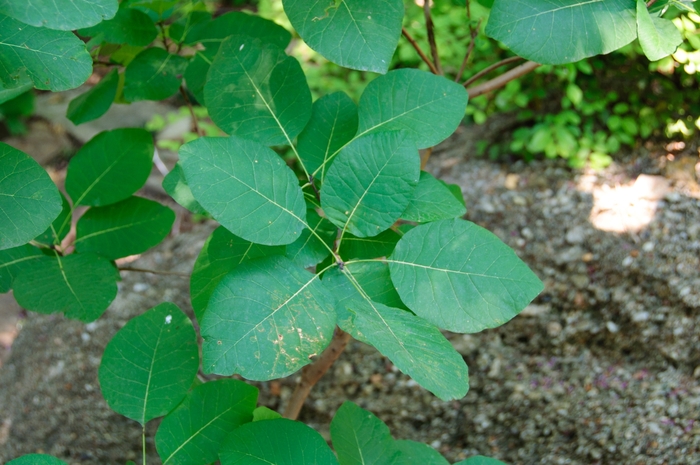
[{"xmin": 1, "ymin": 97, "xmax": 699, "ymax": 464}]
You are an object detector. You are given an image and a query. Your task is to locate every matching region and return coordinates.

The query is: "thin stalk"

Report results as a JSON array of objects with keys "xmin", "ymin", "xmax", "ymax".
[
  {"xmin": 423, "ymin": 1, "xmax": 442, "ymax": 74},
  {"xmin": 463, "ymin": 56, "xmax": 523, "ymax": 88},
  {"xmin": 283, "ymin": 327, "xmax": 351, "ymax": 420},
  {"xmin": 401, "ymin": 27, "xmax": 439, "ymax": 75},
  {"xmin": 179, "ymin": 85, "xmax": 203, "ymax": 136},
  {"xmin": 466, "ymin": 60, "xmax": 540, "ymax": 98},
  {"xmin": 455, "ymin": 17, "xmax": 482, "ymax": 82},
  {"xmin": 142, "ymin": 425, "xmax": 147, "ymax": 465},
  {"xmin": 118, "ymin": 267, "xmax": 190, "ymax": 278}
]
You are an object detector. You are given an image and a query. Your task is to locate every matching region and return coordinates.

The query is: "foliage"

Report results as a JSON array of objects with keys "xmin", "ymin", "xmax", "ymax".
[{"xmin": 0, "ymin": 0, "xmax": 690, "ymax": 463}]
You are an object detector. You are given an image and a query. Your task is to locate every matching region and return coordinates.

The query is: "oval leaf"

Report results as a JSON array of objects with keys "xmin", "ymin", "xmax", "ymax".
[
  {"xmin": 99, "ymin": 302, "xmax": 199, "ymax": 424},
  {"xmin": 636, "ymin": 0, "xmax": 683, "ymax": 62},
  {"xmin": 322, "ymin": 131, "xmax": 419, "ymax": 238},
  {"xmin": 297, "ymin": 92, "xmax": 359, "ymax": 181},
  {"xmin": 395, "ymin": 440, "xmax": 449, "ymax": 464},
  {"xmin": 356, "ymin": 69, "xmax": 468, "ymax": 149},
  {"xmin": 155, "ymin": 379, "xmax": 258, "ymax": 465},
  {"xmin": 78, "ymin": 4, "xmax": 157, "ymax": 46},
  {"xmin": 219, "ymin": 418, "xmax": 339, "ymax": 465},
  {"xmin": 454, "ymin": 457, "xmax": 508, "ymax": 465},
  {"xmin": 337, "ymin": 229, "xmax": 401, "ymax": 261},
  {"xmin": 283, "ymin": 0, "xmax": 403, "ymax": 74},
  {"xmin": 75, "ymin": 196, "xmax": 175, "ymax": 260},
  {"xmin": 389, "ymin": 219, "xmax": 544, "ymax": 333},
  {"xmin": 179, "ymin": 136, "xmax": 307, "ymax": 246},
  {"xmin": 12, "ymin": 253, "xmax": 118, "ymax": 322},
  {"xmin": 33, "ymin": 192, "xmax": 70, "ymax": 246},
  {"xmin": 0, "ymin": 244, "xmax": 43, "ymax": 293},
  {"xmin": 184, "ymin": 11, "xmax": 291, "ymax": 103},
  {"xmin": 284, "ymin": 209, "xmax": 336, "ymax": 268},
  {"xmin": 330, "ymin": 401, "xmax": 401, "ymax": 465},
  {"xmin": 67, "ymin": 68, "xmax": 119, "ymax": 125},
  {"xmin": 0, "ymin": 15, "xmax": 92, "ymax": 91},
  {"xmin": 124, "ymin": 48, "xmax": 187, "ymax": 102},
  {"xmin": 201, "ymin": 256, "xmax": 336, "ymax": 380},
  {"xmin": 401, "ymin": 171, "xmax": 466, "ymax": 223},
  {"xmin": 485, "ymin": 0, "xmax": 637, "ymax": 64},
  {"xmin": 325, "ymin": 264, "xmax": 469, "ymax": 400},
  {"xmin": 0, "ymin": 142, "xmax": 62, "ymax": 250},
  {"xmin": 190, "ymin": 226, "xmax": 285, "ymax": 321},
  {"xmin": 204, "ymin": 35, "xmax": 312, "ymax": 146},
  {"xmin": 65, "ymin": 128, "xmax": 154, "ymax": 207},
  {"xmin": 0, "ymin": 0, "xmax": 116, "ymax": 30}
]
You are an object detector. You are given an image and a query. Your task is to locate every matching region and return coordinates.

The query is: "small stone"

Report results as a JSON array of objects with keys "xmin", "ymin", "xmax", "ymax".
[
  {"xmin": 505, "ymin": 173, "xmax": 519, "ymax": 190},
  {"xmin": 582, "ymin": 252, "xmax": 594, "ymax": 262},
  {"xmin": 566, "ymin": 226, "xmax": 586, "ymax": 244},
  {"xmin": 571, "ymin": 274, "xmax": 589, "ymax": 289},
  {"xmin": 521, "ymin": 228, "xmax": 534, "ymax": 240},
  {"xmin": 513, "ymin": 195, "xmax": 527, "ymax": 206},
  {"xmin": 547, "ymin": 321, "xmax": 562, "ymax": 337},
  {"xmin": 133, "ymin": 283, "xmax": 149, "ymax": 292},
  {"xmin": 642, "ymin": 241, "xmax": 655, "ymax": 252},
  {"xmin": 606, "ymin": 321, "xmax": 619, "ymax": 333},
  {"xmin": 521, "ymin": 304, "xmax": 550, "ymax": 317},
  {"xmin": 479, "ymin": 200, "xmax": 496, "ymax": 213},
  {"xmin": 647, "ymin": 422, "xmax": 663, "ymax": 435},
  {"xmin": 632, "ymin": 311, "xmax": 650, "ymax": 322},
  {"xmin": 622, "ymin": 256, "xmax": 634, "ymax": 267}
]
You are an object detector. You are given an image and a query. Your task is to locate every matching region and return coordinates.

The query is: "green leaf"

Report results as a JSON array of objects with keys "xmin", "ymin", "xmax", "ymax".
[
  {"xmin": 0, "ymin": 75, "xmax": 32, "ymax": 105},
  {"xmin": 326, "ymin": 261, "xmax": 405, "ymax": 309},
  {"xmin": 124, "ymin": 48, "xmax": 187, "ymax": 102},
  {"xmin": 395, "ymin": 440, "xmax": 449, "ymax": 464},
  {"xmin": 401, "ymin": 171, "xmax": 466, "ymax": 223},
  {"xmin": 636, "ymin": 0, "xmax": 683, "ymax": 61},
  {"xmin": 324, "ymin": 264, "xmax": 469, "ymax": 400},
  {"xmin": 99, "ymin": 302, "xmax": 199, "ymax": 424},
  {"xmin": 485, "ymin": 0, "xmax": 637, "ymax": 64},
  {"xmin": 75, "ymin": 196, "xmax": 174, "ymax": 260},
  {"xmin": 219, "ymin": 418, "xmax": 339, "ymax": 465},
  {"xmin": 322, "ymin": 131, "xmax": 419, "ymax": 238},
  {"xmin": 355, "ymin": 69, "xmax": 468, "ymax": 150},
  {"xmin": 0, "ymin": 142, "xmax": 62, "ymax": 250},
  {"xmin": 183, "ymin": 11, "xmax": 291, "ymax": 103},
  {"xmin": 190, "ymin": 226, "xmax": 285, "ymax": 321},
  {"xmin": 179, "ymin": 136, "xmax": 307, "ymax": 246},
  {"xmin": 162, "ymin": 163, "xmax": 207, "ymax": 215},
  {"xmin": 33, "ymin": 192, "xmax": 70, "ymax": 246},
  {"xmin": 204, "ymin": 35, "xmax": 312, "ymax": 146},
  {"xmin": 330, "ymin": 401, "xmax": 400, "ymax": 465},
  {"xmin": 0, "ymin": 244, "xmax": 43, "ymax": 293},
  {"xmin": 201, "ymin": 256, "xmax": 336, "ymax": 380},
  {"xmin": 388, "ymin": 219, "xmax": 544, "ymax": 333},
  {"xmin": 7, "ymin": 454, "xmax": 69, "ymax": 465},
  {"xmin": 67, "ymin": 69, "xmax": 119, "ymax": 125},
  {"xmin": 283, "ymin": 0, "xmax": 403, "ymax": 74},
  {"xmin": 155, "ymin": 379, "xmax": 258, "ymax": 465},
  {"xmin": 338, "ymin": 229, "xmax": 401, "ymax": 260},
  {"xmin": 0, "ymin": 15, "xmax": 92, "ymax": 91},
  {"xmin": 297, "ymin": 92, "xmax": 359, "ymax": 181},
  {"xmin": 285, "ymin": 209, "xmax": 336, "ymax": 268},
  {"xmin": 0, "ymin": 0, "xmax": 116, "ymax": 30},
  {"xmin": 12, "ymin": 253, "xmax": 118, "ymax": 321},
  {"xmin": 65, "ymin": 128, "xmax": 154, "ymax": 207},
  {"xmin": 169, "ymin": 10, "xmax": 211, "ymax": 45},
  {"xmin": 454, "ymin": 457, "xmax": 508, "ymax": 465},
  {"xmin": 78, "ymin": 4, "xmax": 157, "ymax": 46},
  {"xmin": 252, "ymin": 406, "xmax": 282, "ymax": 421}
]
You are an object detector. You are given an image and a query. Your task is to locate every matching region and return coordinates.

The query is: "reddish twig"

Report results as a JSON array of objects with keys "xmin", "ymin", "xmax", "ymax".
[
  {"xmin": 179, "ymin": 85, "xmax": 203, "ymax": 136},
  {"xmin": 283, "ymin": 328, "xmax": 352, "ymax": 420},
  {"xmin": 463, "ymin": 56, "xmax": 524, "ymax": 88},
  {"xmin": 466, "ymin": 60, "xmax": 541, "ymax": 98},
  {"xmin": 455, "ymin": 15, "xmax": 482, "ymax": 82},
  {"xmin": 401, "ymin": 27, "xmax": 439, "ymax": 75},
  {"xmin": 423, "ymin": 1, "xmax": 442, "ymax": 74}
]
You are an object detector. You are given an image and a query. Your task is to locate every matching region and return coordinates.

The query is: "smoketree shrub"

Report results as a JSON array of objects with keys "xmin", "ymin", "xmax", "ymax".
[{"xmin": 0, "ymin": 0, "xmax": 684, "ymax": 463}]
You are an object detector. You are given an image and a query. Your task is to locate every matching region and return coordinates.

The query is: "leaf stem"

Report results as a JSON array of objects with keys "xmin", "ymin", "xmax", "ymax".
[
  {"xmin": 179, "ymin": 85, "xmax": 203, "ymax": 136},
  {"xmin": 118, "ymin": 267, "xmax": 190, "ymax": 278},
  {"xmin": 283, "ymin": 326, "xmax": 351, "ymax": 420},
  {"xmin": 463, "ymin": 56, "xmax": 523, "ymax": 88},
  {"xmin": 142, "ymin": 425, "xmax": 147, "ymax": 465},
  {"xmin": 423, "ymin": 1, "xmax": 442, "ymax": 74},
  {"xmin": 455, "ymin": 15, "xmax": 482, "ymax": 82},
  {"xmin": 466, "ymin": 60, "xmax": 540, "ymax": 98},
  {"xmin": 401, "ymin": 27, "xmax": 439, "ymax": 75}
]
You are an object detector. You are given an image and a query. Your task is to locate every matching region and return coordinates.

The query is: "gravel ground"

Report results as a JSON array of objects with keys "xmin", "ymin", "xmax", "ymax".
[{"xmin": 0, "ymin": 118, "xmax": 699, "ymax": 464}]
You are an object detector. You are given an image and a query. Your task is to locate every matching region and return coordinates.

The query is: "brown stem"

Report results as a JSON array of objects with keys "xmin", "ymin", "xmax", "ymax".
[
  {"xmin": 420, "ymin": 147, "xmax": 433, "ymax": 170},
  {"xmin": 466, "ymin": 60, "xmax": 541, "ymax": 98},
  {"xmin": 118, "ymin": 266, "xmax": 190, "ymax": 278},
  {"xmin": 646, "ymin": 0, "xmax": 657, "ymax": 7},
  {"xmin": 283, "ymin": 328, "xmax": 352, "ymax": 420},
  {"xmin": 401, "ymin": 27, "xmax": 439, "ymax": 75},
  {"xmin": 455, "ymin": 17, "xmax": 482, "ymax": 83},
  {"xmin": 463, "ymin": 56, "xmax": 523, "ymax": 88},
  {"xmin": 179, "ymin": 85, "xmax": 203, "ymax": 136},
  {"xmin": 423, "ymin": 1, "xmax": 442, "ymax": 75}
]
